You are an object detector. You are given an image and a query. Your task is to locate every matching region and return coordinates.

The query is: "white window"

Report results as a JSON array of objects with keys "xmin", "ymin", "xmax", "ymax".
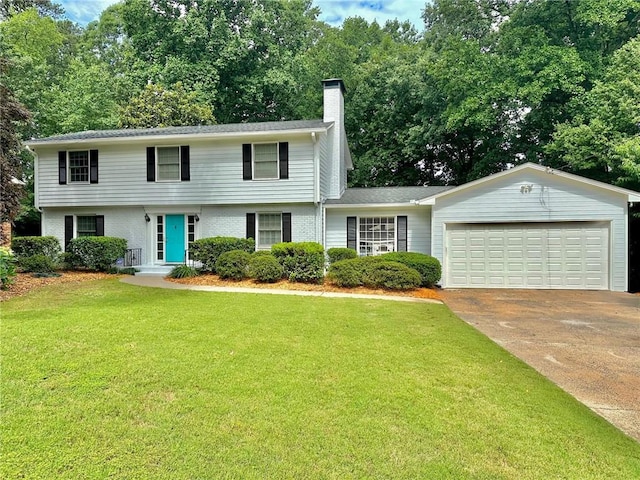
[
  {"xmin": 157, "ymin": 146, "xmax": 180, "ymax": 181},
  {"xmin": 359, "ymin": 217, "xmax": 395, "ymax": 256},
  {"xmin": 77, "ymin": 216, "xmax": 98, "ymax": 236},
  {"xmin": 253, "ymin": 143, "xmax": 278, "ymax": 179},
  {"xmin": 156, "ymin": 216, "xmax": 164, "ymax": 261},
  {"xmin": 69, "ymin": 151, "xmax": 89, "ymax": 183},
  {"xmin": 258, "ymin": 213, "xmax": 282, "ymax": 249}
]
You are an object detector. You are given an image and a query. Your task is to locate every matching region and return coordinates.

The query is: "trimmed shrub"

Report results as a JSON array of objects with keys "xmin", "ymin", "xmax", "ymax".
[
  {"xmin": 190, "ymin": 237, "xmax": 255, "ymax": 272},
  {"xmin": 363, "ymin": 261, "xmax": 421, "ymax": 290},
  {"xmin": 327, "ymin": 247, "xmax": 357, "ymax": 264},
  {"xmin": 381, "ymin": 252, "xmax": 442, "ymax": 287},
  {"xmin": 18, "ymin": 254, "xmax": 56, "ymax": 273},
  {"xmin": 67, "ymin": 236, "xmax": 127, "ymax": 271},
  {"xmin": 0, "ymin": 247, "xmax": 17, "ymax": 290},
  {"xmin": 11, "ymin": 236, "xmax": 61, "ymax": 260},
  {"xmin": 271, "ymin": 242, "xmax": 325, "ymax": 283},
  {"xmin": 327, "ymin": 259, "xmax": 363, "ymax": 287},
  {"xmin": 168, "ymin": 265, "xmax": 199, "ymax": 279},
  {"xmin": 216, "ymin": 250, "xmax": 252, "ymax": 280},
  {"xmin": 249, "ymin": 254, "xmax": 284, "ymax": 283}
]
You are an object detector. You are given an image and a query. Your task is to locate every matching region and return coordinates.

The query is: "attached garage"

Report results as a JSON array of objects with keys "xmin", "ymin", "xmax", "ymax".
[
  {"xmin": 445, "ymin": 221, "xmax": 609, "ymax": 289},
  {"xmin": 423, "ymin": 163, "xmax": 640, "ymax": 292}
]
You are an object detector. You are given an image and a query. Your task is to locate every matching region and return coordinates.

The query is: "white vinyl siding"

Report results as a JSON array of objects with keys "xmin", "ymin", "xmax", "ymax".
[
  {"xmin": 432, "ymin": 169, "xmax": 628, "ymax": 291},
  {"xmin": 325, "ymin": 206, "xmax": 432, "ymax": 254},
  {"xmin": 36, "ymin": 136, "xmax": 316, "ymax": 207},
  {"xmin": 445, "ymin": 222, "xmax": 609, "ymax": 289}
]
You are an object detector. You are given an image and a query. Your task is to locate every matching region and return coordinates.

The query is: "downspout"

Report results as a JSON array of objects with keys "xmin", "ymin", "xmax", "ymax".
[
  {"xmin": 28, "ymin": 147, "xmax": 45, "ymax": 235},
  {"xmin": 312, "ymin": 132, "xmax": 323, "ymax": 244}
]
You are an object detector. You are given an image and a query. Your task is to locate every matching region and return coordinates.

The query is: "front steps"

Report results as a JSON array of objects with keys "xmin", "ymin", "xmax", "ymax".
[{"xmin": 135, "ymin": 265, "xmax": 174, "ymax": 276}]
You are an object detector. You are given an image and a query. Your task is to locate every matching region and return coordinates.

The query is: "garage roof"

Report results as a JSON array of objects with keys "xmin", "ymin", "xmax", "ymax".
[{"xmin": 325, "ymin": 186, "xmax": 453, "ymax": 208}]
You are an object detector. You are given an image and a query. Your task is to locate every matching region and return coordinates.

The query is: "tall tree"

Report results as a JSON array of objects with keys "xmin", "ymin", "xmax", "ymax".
[
  {"xmin": 0, "ymin": 57, "xmax": 31, "ymax": 223},
  {"xmin": 0, "ymin": 0, "xmax": 63, "ymax": 19},
  {"xmin": 546, "ymin": 36, "xmax": 640, "ymax": 190},
  {"xmin": 119, "ymin": 82, "xmax": 215, "ymax": 128}
]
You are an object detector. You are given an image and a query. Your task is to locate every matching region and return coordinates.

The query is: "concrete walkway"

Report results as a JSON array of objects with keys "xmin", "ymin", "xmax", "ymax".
[{"xmin": 120, "ymin": 275, "xmax": 442, "ymax": 304}]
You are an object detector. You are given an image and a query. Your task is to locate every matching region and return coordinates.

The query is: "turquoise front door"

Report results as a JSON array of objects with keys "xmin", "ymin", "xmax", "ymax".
[{"xmin": 165, "ymin": 214, "xmax": 185, "ymax": 263}]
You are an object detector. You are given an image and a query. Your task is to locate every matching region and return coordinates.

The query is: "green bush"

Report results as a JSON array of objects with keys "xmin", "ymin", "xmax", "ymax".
[
  {"xmin": 249, "ymin": 254, "xmax": 284, "ymax": 283},
  {"xmin": 18, "ymin": 254, "xmax": 56, "ymax": 273},
  {"xmin": 271, "ymin": 242, "xmax": 325, "ymax": 283},
  {"xmin": 190, "ymin": 237, "xmax": 255, "ymax": 273},
  {"xmin": 11, "ymin": 236, "xmax": 61, "ymax": 260},
  {"xmin": 216, "ymin": 250, "xmax": 252, "ymax": 280},
  {"xmin": 168, "ymin": 264, "xmax": 199, "ymax": 278},
  {"xmin": 381, "ymin": 252, "xmax": 442, "ymax": 287},
  {"xmin": 327, "ymin": 259, "xmax": 364, "ymax": 287},
  {"xmin": 0, "ymin": 247, "xmax": 17, "ymax": 290},
  {"xmin": 327, "ymin": 256, "xmax": 421, "ymax": 290},
  {"xmin": 363, "ymin": 261, "xmax": 421, "ymax": 290},
  {"xmin": 327, "ymin": 247, "xmax": 358, "ymax": 264},
  {"xmin": 67, "ymin": 237, "xmax": 127, "ymax": 271}
]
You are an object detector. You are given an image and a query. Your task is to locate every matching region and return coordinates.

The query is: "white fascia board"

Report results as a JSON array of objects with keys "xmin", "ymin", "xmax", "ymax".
[
  {"xmin": 324, "ymin": 202, "xmax": 424, "ymax": 209},
  {"xmin": 25, "ymin": 126, "xmax": 330, "ymax": 148},
  {"xmin": 416, "ymin": 162, "xmax": 640, "ymax": 204}
]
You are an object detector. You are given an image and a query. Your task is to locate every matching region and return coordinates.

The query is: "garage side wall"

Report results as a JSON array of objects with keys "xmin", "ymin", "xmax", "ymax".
[
  {"xmin": 325, "ymin": 206, "xmax": 432, "ymax": 254},
  {"xmin": 432, "ymin": 170, "xmax": 628, "ymax": 291}
]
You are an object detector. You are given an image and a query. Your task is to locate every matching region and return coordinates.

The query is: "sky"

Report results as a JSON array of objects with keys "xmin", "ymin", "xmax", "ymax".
[{"xmin": 57, "ymin": 0, "xmax": 427, "ymax": 30}]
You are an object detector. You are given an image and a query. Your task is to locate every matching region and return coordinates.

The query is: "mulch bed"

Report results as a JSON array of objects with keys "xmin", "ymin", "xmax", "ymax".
[
  {"xmin": 168, "ymin": 274, "xmax": 442, "ymax": 301},
  {"xmin": 1, "ymin": 272, "xmax": 442, "ymax": 302}
]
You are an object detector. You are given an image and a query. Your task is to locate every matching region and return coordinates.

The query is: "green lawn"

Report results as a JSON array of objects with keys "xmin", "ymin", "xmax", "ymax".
[{"xmin": 2, "ymin": 279, "xmax": 639, "ymax": 479}]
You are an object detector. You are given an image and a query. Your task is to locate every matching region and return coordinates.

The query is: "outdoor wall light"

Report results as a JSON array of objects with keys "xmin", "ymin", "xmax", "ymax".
[
  {"xmin": 144, "ymin": 213, "xmax": 150, "ymax": 222},
  {"xmin": 194, "ymin": 214, "xmax": 200, "ymax": 222}
]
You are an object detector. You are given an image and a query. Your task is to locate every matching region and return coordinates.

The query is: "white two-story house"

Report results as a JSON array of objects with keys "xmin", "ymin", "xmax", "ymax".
[{"xmin": 27, "ymin": 79, "xmax": 640, "ymax": 291}]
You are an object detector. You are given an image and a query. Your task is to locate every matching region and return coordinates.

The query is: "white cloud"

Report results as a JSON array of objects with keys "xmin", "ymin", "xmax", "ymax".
[
  {"xmin": 316, "ymin": 0, "xmax": 426, "ymax": 29},
  {"xmin": 60, "ymin": 0, "xmax": 427, "ymax": 29}
]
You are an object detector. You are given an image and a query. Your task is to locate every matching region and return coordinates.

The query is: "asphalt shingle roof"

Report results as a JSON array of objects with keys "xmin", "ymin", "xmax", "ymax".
[
  {"xmin": 27, "ymin": 120, "xmax": 331, "ymax": 144},
  {"xmin": 325, "ymin": 186, "xmax": 454, "ymax": 205}
]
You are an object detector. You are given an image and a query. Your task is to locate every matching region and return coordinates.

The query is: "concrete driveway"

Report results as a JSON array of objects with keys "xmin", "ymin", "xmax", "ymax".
[{"xmin": 441, "ymin": 289, "xmax": 640, "ymax": 442}]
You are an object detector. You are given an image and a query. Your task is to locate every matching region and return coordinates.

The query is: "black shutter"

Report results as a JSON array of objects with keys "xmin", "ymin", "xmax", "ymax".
[
  {"xmin": 96, "ymin": 215, "xmax": 105, "ymax": 236},
  {"xmin": 279, "ymin": 142, "xmax": 289, "ymax": 179},
  {"xmin": 89, "ymin": 149, "xmax": 99, "ymax": 183},
  {"xmin": 146, "ymin": 147, "xmax": 156, "ymax": 182},
  {"xmin": 397, "ymin": 216, "xmax": 408, "ymax": 252},
  {"xmin": 246, "ymin": 213, "xmax": 256, "ymax": 239},
  {"xmin": 64, "ymin": 215, "xmax": 73, "ymax": 250},
  {"xmin": 282, "ymin": 212, "xmax": 292, "ymax": 242},
  {"xmin": 242, "ymin": 144, "xmax": 252, "ymax": 180},
  {"xmin": 180, "ymin": 145, "xmax": 190, "ymax": 181},
  {"xmin": 347, "ymin": 216, "xmax": 357, "ymax": 250},
  {"xmin": 58, "ymin": 151, "xmax": 67, "ymax": 184}
]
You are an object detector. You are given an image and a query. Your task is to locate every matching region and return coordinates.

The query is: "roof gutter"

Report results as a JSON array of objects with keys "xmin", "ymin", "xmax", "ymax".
[{"xmin": 25, "ymin": 126, "xmax": 331, "ymax": 148}]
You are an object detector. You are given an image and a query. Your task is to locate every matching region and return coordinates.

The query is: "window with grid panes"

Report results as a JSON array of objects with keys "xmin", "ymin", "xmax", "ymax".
[
  {"xmin": 69, "ymin": 151, "xmax": 89, "ymax": 183},
  {"xmin": 253, "ymin": 143, "xmax": 278, "ymax": 179},
  {"xmin": 187, "ymin": 215, "xmax": 196, "ymax": 259},
  {"xmin": 258, "ymin": 213, "xmax": 281, "ymax": 249},
  {"xmin": 157, "ymin": 216, "xmax": 164, "ymax": 261},
  {"xmin": 359, "ymin": 217, "xmax": 395, "ymax": 256},
  {"xmin": 77, "ymin": 216, "xmax": 97, "ymax": 236},
  {"xmin": 157, "ymin": 147, "xmax": 180, "ymax": 181}
]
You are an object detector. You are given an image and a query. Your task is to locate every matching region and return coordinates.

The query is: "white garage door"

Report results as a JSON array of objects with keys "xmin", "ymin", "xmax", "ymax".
[{"xmin": 445, "ymin": 222, "xmax": 609, "ymax": 289}]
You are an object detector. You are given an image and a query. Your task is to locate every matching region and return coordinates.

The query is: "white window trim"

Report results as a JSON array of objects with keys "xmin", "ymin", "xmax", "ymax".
[
  {"xmin": 156, "ymin": 146, "xmax": 182, "ymax": 183},
  {"xmin": 357, "ymin": 216, "xmax": 397, "ymax": 256},
  {"xmin": 68, "ymin": 150, "xmax": 90, "ymax": 184},
  {"xmin": 257, "ymin": 212, "xmax": 282, "ymax": 250},
  {"xmin": 252, "ymin": 142, "xmax": 280, "ymax": 181}
]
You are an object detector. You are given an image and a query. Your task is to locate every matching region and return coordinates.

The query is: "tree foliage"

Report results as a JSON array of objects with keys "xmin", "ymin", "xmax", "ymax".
[
  {"xmin": 119, "ymin": 82, "xmax": 215, "ymax": 128},
  {"xmin": 0, "ymin": 57, "xmax": 31, "ymax": 222}
]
